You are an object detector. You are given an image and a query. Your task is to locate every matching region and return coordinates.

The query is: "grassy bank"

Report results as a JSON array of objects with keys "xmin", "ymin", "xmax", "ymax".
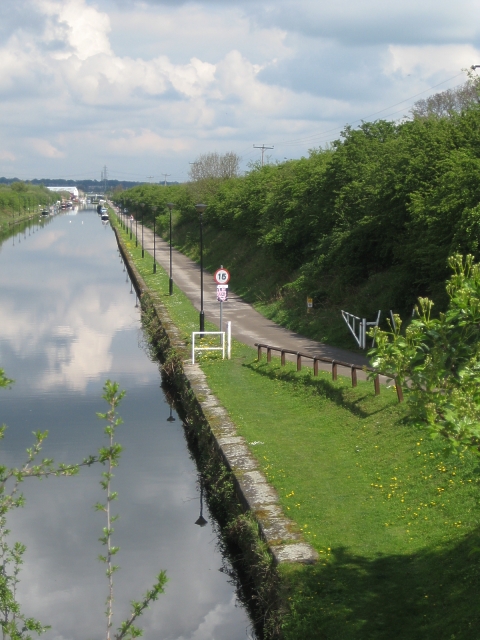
[
  {"xmin": 113, "ymin": 215, "xmax": 480, "ymax": 640},
  {"xmin": 0, "ymin": 183, "xmax": 58, "ymax": 233}
]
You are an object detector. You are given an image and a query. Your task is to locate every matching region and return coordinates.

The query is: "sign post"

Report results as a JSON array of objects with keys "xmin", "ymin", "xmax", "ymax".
[{"xmin": 214, "ymin": 267, "xmax": 230, "ymax": 333}]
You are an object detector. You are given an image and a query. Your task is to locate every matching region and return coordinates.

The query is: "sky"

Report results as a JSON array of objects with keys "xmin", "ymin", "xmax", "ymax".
[{"xmin": 1, "ymin": 0, "xmax": 480, "ymax": 183}]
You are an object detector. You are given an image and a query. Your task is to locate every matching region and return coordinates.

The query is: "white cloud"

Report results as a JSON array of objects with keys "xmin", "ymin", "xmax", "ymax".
[
  {"xmin": 29, "ymin": 138, "xmax": 66, "ymax": 158},
  {"xmin": 386, "ymin": 44, "xmax": 480, "ymax": 78},
  {"xmin": 107, "ymin": 129, "xmax": 189, "ymax": 153},
  {"xmin": 0, "ymin": 0, "xmax": 479, "ymax": 179},
  {"xmin": 39, "ymin": 0, "xmax": 113, "ymax": 60}
]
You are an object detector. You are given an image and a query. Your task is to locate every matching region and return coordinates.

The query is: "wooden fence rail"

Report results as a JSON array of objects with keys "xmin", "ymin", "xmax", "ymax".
[{"xmin": 255, "ymin": 342, "xmax": 403, "ymax": 403}]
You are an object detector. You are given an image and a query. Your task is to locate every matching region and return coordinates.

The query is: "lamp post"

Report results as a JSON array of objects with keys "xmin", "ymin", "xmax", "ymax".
[
  {"xmin": 152, "ymin": 205, "xmax": 157, "ymax": 273},
  {"xmin": 135, "ymin": 205, "xmax": 138, "ymax": 246},
  {"xmin": 141, "ymin": 203, "xmax": 145, "ymax": 257},
  {"xmin": 195, "ymin": 204, "xmax": 207, "ymax": 332},
  {"xmin": 129, "ymin": 214, "xmax": 133, "ymax": 239},
  {"xmin": 166, "ymin": 203, "xmax": 175, "ymax": 295},
  {"xmin": 131, "ymin": 202, "xmax": 137, "ymax": 233}
]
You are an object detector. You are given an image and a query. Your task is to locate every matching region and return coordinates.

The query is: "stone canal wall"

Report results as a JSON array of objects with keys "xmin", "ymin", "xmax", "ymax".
[{"xmin": 114, "ymin": 227, "xmax": 318, "ymax": 638}]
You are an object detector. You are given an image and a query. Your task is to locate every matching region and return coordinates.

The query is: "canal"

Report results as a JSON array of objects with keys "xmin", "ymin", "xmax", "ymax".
[{"xmin": 0, "ymin": 208, "xmax": 255, "ymax": 639}]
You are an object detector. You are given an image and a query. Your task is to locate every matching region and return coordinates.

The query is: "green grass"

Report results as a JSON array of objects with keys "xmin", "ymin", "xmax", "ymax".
[{"xmin": 114, "ymin": 216, "xmax": 480, "ymax": 640}]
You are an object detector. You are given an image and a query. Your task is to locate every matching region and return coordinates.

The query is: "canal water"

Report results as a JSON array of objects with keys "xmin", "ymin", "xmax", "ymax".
[{"xmin": 0, "ymin": 208, "xmax": 255, "ymax": 639}]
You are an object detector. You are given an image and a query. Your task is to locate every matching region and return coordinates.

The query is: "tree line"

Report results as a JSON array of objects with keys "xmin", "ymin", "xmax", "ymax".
[{"xmin": 116, "ymin": 80, "xmax": 480, "ymax": 326}]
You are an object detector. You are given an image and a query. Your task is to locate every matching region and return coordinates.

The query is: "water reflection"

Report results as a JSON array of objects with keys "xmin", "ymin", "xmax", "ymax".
[{"xmin": 0, "ymin": 209, "xmax": 254, "ymax": 639}]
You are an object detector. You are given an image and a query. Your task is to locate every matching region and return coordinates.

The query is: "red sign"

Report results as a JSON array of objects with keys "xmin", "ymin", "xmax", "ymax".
[{"xmin": 214, "ymin": 268, "xmax": 230, "ymax": 285}]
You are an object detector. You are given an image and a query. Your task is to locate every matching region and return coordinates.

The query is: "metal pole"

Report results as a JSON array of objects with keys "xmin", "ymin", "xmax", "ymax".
[
  {"xmin": 200, "ymin": 212, "xmax": 204, "ymax": 332},
  {"xmin": 152, "ymin": 205, "xmax": 157, "ymax": 273},
  {"xmin": 227, "ymin": 321, "xmax": 231, "ymax": 359},
  {"xmin": 195, "ymin": 204, "xmax": 207, "ymax": 333},
  {"xmin": 135, "ymin": 212, "xmax": 138, "ymax": 247},
  {"xmin": 141, "ymin": 203, "xmax": 145, "ymax": 258},
  {"xmin": 169, "ymin": 208, "xmax": 173, "ymax": 295},
  {"xmin": 153, "ymin": 217, "xmax": 157, "ymax": 273},
  {"xmin": 220, "ymin": 300, "xmax": 223, "ymax": 334}
]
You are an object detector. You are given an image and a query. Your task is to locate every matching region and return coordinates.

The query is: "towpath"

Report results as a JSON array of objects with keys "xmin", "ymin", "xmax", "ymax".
[{"xmin": 122, "ymin": 214, "xmax": 371, "ymax": 377}]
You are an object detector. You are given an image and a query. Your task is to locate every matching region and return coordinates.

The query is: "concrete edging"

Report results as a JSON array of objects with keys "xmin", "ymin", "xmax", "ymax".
[{"xmin": 114, "ymin": 226, "xmax": 318, "ymax": 566}]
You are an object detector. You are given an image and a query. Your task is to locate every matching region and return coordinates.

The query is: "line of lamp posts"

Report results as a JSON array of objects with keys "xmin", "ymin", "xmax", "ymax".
[{"xmin": 118, "ymin": 201, "xmax": 207, "ymax": 333}]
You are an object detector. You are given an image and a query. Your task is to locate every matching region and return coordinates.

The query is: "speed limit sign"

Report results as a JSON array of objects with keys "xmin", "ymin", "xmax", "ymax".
[{"xmin": 214, "ymin": 268, "xmax": 230, "ymax": 284}]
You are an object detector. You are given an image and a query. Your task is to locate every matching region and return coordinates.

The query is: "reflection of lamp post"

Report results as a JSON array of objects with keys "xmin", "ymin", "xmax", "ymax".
[
  {"xmin": 166, "ymin": 203, "xmax": 175, "ymax": 295},
  {"xmin": 152, "ymin": 205, "xmax": 157, "ymax": 273},
  {"xmin": 167, "ymin": 405, "xmax": 176, "ymax": 422},
  {"xmin": 195, "ymin": 204, "xmax": 207, "ymax": 332},
  {"xmin": 195, "ymin": 482, "xmax": 208, "ymax": 527},
  {"xmin": 141, "ymin": 203, "xmax": 145, "ymax": 257}
]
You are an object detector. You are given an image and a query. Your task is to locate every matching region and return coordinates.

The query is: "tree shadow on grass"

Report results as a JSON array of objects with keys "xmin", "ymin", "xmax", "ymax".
[
  {"xmin": 282, "ymin": 528, "xmax": 480, "ymax": 640},
  {"xmin": 243, "ymin": 360, "xmax": 396, "ymax": 421}
]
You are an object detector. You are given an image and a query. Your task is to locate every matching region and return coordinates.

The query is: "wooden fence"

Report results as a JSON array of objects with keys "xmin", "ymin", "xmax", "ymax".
[{"xmin": 254, "ymin": 342, "xmax": 404, "ymax": 403}]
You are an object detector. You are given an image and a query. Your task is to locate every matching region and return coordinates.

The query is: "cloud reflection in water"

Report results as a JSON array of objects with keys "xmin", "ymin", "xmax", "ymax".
[{"xmin": 0, "ymin": 212, "xmax": 254, "ymax": 639}]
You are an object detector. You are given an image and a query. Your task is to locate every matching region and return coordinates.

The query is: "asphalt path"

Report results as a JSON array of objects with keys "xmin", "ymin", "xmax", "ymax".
[{"xmin": 123, "ymin": 214, "xmax": 371, "ymax": 378}]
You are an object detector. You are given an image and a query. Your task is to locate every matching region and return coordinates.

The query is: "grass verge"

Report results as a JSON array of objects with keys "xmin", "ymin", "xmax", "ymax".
[{"xmin": 114, "ymin": 215, "xmax": 480, "ymax": 640}]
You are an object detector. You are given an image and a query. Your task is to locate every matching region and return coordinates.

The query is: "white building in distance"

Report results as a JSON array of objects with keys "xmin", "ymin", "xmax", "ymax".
[{"xmin": 46, "ymin": 186, "xmax": 79, "ymax": 199}]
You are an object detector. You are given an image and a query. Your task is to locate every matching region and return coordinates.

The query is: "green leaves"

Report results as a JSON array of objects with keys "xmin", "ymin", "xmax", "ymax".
[
  {"xmin": 369, "ymin": 255, "xmax": 480, "ymax": 449},
  {"xmin": 96, "ymin": 381, "xmax": 167, "ymax": 639}
]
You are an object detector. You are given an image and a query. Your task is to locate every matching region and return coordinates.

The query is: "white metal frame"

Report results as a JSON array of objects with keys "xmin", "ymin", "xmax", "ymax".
[
  {"xmin": 341, "ymin": 310, "xmax": 381, "ymax": 349},
  {"xmin": 192, "ymin": 322, "xmax": 231, "ymax": 364}
]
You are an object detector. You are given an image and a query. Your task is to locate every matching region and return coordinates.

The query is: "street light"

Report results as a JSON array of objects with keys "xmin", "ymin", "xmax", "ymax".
[
  {"xmin": 152, "ymin": 205, "xmax": 157, "ymax": 273},
  {"xmin": 141, "ymin": 203, "xmax": 145, "ymax": 257},
  {"xmin": 131, "ymin": 202, "xmax": 137, "ymax": 234},
  {"xmin": 166, "ymin": 203, "xmax": 175, "ymax": 295},
  {"xmin": 195, "ymin": 203, "xmax": 207, "ymax": 332},
  {"xmin": 135, "ymin": 206, "xmax": 138, "ymax": 247}
]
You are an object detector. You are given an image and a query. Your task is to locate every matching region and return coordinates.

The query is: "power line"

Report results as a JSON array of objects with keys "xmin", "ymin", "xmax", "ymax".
[{"xmin": 271, "ymin": 71, "xmax": 466, "ymax": 149}]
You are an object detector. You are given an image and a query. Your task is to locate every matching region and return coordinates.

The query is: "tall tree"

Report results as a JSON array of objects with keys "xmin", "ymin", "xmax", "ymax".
[{"xmin": 189, "ymin": 152, "xmax": 240, "ymax": 181}]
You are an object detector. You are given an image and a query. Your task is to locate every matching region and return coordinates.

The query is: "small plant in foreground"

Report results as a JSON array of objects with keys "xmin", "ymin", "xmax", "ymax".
[
  {"xmin": 96, "ymin": 381, "xmax": 168, "ymax": 640},
  {"xmin": 0, "ymin": 369, "xmax": 167, "ymax": 639}
]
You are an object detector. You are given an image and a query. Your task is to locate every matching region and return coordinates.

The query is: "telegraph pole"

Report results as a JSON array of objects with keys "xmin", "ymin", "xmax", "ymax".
[
  {"xmin": 253, "ymin": 144, "xmax": 274, "ymax": 167},
  {"xmin": 162, "ymin": 173, "xmax": 171, "ymax": 187}
]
